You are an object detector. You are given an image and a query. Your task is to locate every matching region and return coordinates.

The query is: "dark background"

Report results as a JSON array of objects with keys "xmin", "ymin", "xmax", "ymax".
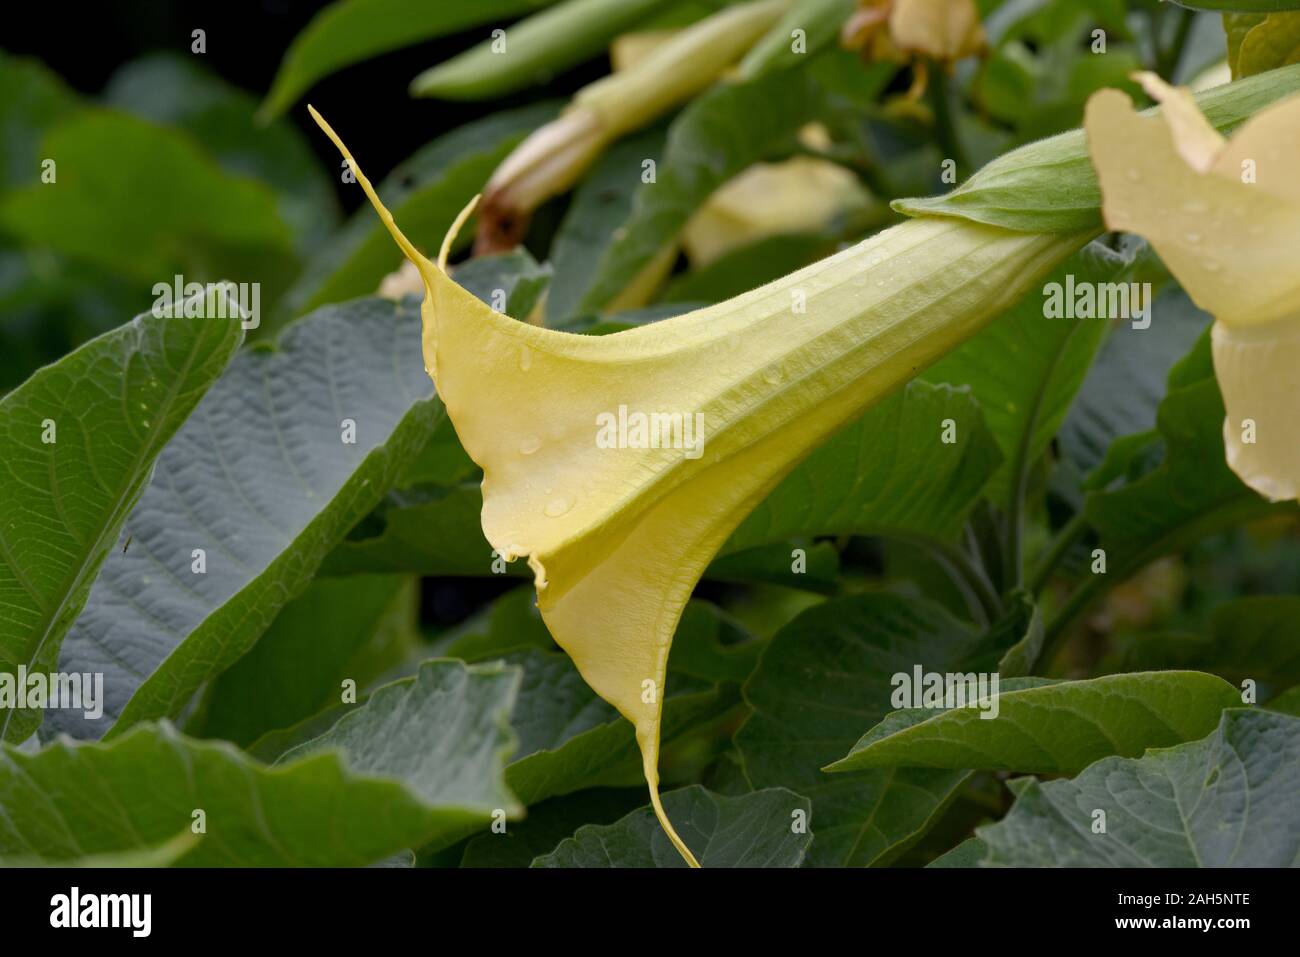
[{"xmin": 3, "ymin": 0, "xmax": 605, "ymax": 213}]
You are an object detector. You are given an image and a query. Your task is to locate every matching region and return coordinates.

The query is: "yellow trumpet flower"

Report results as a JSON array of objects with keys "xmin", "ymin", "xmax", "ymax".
[
  {"xmin": 309, "ymin": 106, "xmax": 1087, "ymax": 866},
  {"xmin": 1085, "ymin": 72, "xmax": 1300, "ymax": 502}
]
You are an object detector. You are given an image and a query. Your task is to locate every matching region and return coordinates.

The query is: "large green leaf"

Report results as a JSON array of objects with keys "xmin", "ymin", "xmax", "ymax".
[
  {"xmin": 894, "ymin": 65, "xmax": 1300, "ymax": 232},
  {"xmin": 533, "ymin": 785, "xmax": 812, "ymax": 867},
  {"xmin": 725, "ymin": 381, "xmax": 1003, "ymax": 551},
  {"xmin": 259, "ymin": 0, "xmax": 561, "ymax": 120},
  {"xmin": 0, "ymin": 294, "xmax": 244, "ymax": 743},
  {"xmin": 1083, "ymin": 334, "xmax": 1293, "ymax": 584},
  {"xmin": 192, "ymin": 574, "xmax": 419, "ymax": 747},
  {"xmin": 827, "ymin": 672, "xmax": 1241, "ymax": 776},
  {"xmin": 979, "ymin": 709, "xmax": 1300, "ymax": 867},
  {"xmin": 0, "ymin": 659, "xmax": 520, "ymax": 866},
  {"xmin": 924, "ymin": 242, "xmax": 1127, "ymax": 504},
  {"xmin": 1058, "ymin": 285, "xmax": 1210, "ymax": 477},
  {"xmin": 282, "ymin": 660, "xmax": 522, "ymax": 813},
  {"xmin": 0, "ymin": 111, "xmax": 295, "ymax": 286},
  {"xmin": 736, "ymin": 593, "xmax": 987, "ymax": 866},
  {"xmin": 277, "ymin": 102, "xmax": 556, "ymax": 326},
  {"xmin": 579, "ymin": 65, "xmax": 825, "ymax": 311},
  {"xmin": 47, "ymin": 297, "xmax": 439, "ymax": 740},
  {"xmin": 103, "ymin": 53, "xmax": 340, "ymax": 257},
  {"xmin": 1110, "ymin": 595, "xmax": 1300, "ymax": 688}
]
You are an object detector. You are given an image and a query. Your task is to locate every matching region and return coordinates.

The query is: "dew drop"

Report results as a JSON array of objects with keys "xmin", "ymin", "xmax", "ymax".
[
  {"xmin": 763, "ymin": 368, "xmax": 782, "ymax": 386},
  {"xmin": 544, "ymin": 496, "xmax": 573, "ymax": 517},
  {"xmin": 518, "ymin": 435, "xmax": 541, "ymax": 455},
  {"xmin": 518, "ymin": 345, "xmax": 533, "ymax": 372}
]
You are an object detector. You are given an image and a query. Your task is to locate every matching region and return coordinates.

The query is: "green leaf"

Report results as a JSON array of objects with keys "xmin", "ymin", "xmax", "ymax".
[
  {"xmin": 452, "ymin": 249, "xmax": 553, "ymax": 321},
  {"xmin": 411, "ymin": 0, "xmax": 665, "ymax": 100},
  {"xmin": 827, "ymin": 671, "xmax": 1241, "ymax": 776},
  {"xmin": 1225, "ymin": 12, "xmax": 1270, "ymax": 75},
  {"xmin": 259, "ymin": 0, "xmax": 561, "ymax": 120},
  {"xmin": 579, "ymin": 65, "xmax": 824, "ymax": 311},
  {"xmin": 191, "ymin": 575, "xmax": 418, "ymax": 747},
  {"xmin": 546, "ymin": 126, "xmax": 667, "ymax": 323},
  {"xmin": 736, "ymin": 593, "xmax": 988, "ymax": 866},
  {"xmin": 322, "ymin": 484, "xmax": 504, "ymax": 577},
  {"xmin": 1267, "ymin": 686, "xmax": 1300, "ymax": 716},
  {"xmin": 1058, "ymin": 285, "xmax": 1210, "ymax": 477},
  {"xmin": 979, "ymin": 709, "xmax": 1300, "ymax": 867},
  {"xmin": 924, "ymin": 241, "xmax": 1129, "ymax": 503},
  {"xmin": 0, "ymin": 111, "xmax": 295, "ymax": 285},
  {"xmin": 0, "ymin": 662, "xmax": 521, "ymax": 866},
  {"xmin": 1083, "ymin": 334, "xmax": 1294, "ymax": 582},
  {"xmin": 103, "ymin": 53, "xmax": 340, "ymax": 258},
  {"xmin": 893, "ymin": 65, "xmax": 1300, "ymax": 232},
  {"xmin": 282, "ymin": 660, "xmax": 522, "ymax": 816},
  {"xmin": 47, "ymin": 297, "xmax": 439, "ymax": 740},
  {"xmin": 0, "ymin": 52, "xmax": 82, "ymax": 195},
  {"xmin": 277, "ymin": 101, "xmax": 556, "ymax": 326},
  {"xmin": 0, "ymin": 295, "xmax": 244, "ymax": 743},
  {"xmin": 926, "ymin": 836, "xmax": 988, "ymax": 868},
  {"xmin": 1235, "ymin": 12, "xmax": 1300, "ymax": 76},
  {"xmin": 737, "ymin": 0, "xmax": 857, "ymax": 80},
  {"xmin": 1110, "ymin": 595, "xmax": 1300, "ymax": 688},
  {"xmin": 532, "ymin": 785, "xmax": 812, "ymax": 867},
  {"xmin": 497, "ymin": 605, "xmax": 746, "ymax": 805},
  {"xmin": 1171, "ymin": 1, "xmax": 1300, "ymax": 12},
  {"xmin": 433, "ymin": 593, "xmax": 746, "ymax": 805},
  {"xmin": 725, "ymin": 381, "xmax": 1003, "ymax": 552},
  {"xmin": 460, "ymin": 788, "xmax": 646, "ymax": 866},
  {"xmin": 659, "ymin": 230, "xmax": 844, "ymax": 305}
]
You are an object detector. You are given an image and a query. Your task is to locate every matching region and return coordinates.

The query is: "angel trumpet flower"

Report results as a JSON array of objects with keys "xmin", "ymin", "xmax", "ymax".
[
  {"xmin": 1086, "ymin": 73, "xmax": 1300, "ymax": 502},
  {"xmin": 310, "ymin": 106, "xmax": 1087, "ymax": 866},
  {"xmin": 476, "ymin": 0, "xmax": 791, "ymax": 252}
]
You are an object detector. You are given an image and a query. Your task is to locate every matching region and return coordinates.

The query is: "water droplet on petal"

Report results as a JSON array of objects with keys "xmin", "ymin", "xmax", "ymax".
[
  {"xmin": 544, "ymin": 496, "xmax": 573, "ymax": 517},
  {"xmin": 518, "ymin": 345, "xmax": 533, "ymax": 372},
  {"xmin": 519, "ymin": 435, "xmax": 541, "ymax": 455}
]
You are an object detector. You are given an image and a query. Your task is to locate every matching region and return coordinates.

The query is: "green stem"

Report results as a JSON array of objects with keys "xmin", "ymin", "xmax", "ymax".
[
  {"xmin": 897, "ymin": 532, "xmax": 1002, "ymax": 628},
  {"xmin": 1003, "ymin": 319, "xmax": 1084, "ymax": 592},
  {"xmin": 928, "ymin": 66, "xmax": 967, "ymax": 173},
  {"xmin": 1027, "ymin": 510, "xmax": 1089, "ymax": 595},
  {"xmin": 1156, "ymin": 6, "xmax": 1195, "ymax": 80}
]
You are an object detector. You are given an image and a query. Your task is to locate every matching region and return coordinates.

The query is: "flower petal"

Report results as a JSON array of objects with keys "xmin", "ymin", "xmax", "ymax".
[
  {"xmin": 311, "ymin": 105, "xmax": 1087, "ymax": 865},
  {"xmin": 1213, "ymin": 316, "xmax": 1300, "ymax": 503},
  {"xmin": 1085, "ymin": 86, "xmax": 1300, "ymax": 325}
]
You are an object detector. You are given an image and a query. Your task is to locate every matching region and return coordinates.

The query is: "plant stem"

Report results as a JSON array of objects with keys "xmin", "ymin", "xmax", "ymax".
[
  {"xmin": 1027, "ymin": 509, "xmax": 1089, "ymax": 595},
  {"xmin": 928, "ymin": 66, "xmax": 967, "ymax": 173},
  {"xmin": 898, "ymin": 532, "xmax": 1003, "ymax": 628},
  {"xmin": 1156, "ymin": 6, "xmax": 1195, "ymax": 80}
]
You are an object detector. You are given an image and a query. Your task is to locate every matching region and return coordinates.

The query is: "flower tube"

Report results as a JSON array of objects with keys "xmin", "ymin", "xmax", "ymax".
[{"xmin": 311, "ymin": 106, "xmax": 1089, "ymax": 865}]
